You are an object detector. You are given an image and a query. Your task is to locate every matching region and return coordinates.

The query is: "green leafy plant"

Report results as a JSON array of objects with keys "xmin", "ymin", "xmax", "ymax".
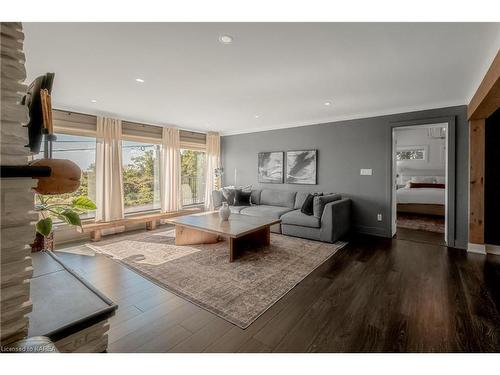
[{"xmin": 34, "ymin": 194, "xmax": 97, "ymax": 236}]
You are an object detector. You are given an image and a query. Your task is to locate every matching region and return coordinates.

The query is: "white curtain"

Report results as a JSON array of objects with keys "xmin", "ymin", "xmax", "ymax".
[
  {"xmin": 204, "ymin": 131, "xmax": 221, "ymax": 210},
  {"xmin": 160, "ymin": 127, "xmax": 181, "ymax": 212},
  {"xmin": 95, "ymin": 117, "xmax": 124, "ymax": 222}
]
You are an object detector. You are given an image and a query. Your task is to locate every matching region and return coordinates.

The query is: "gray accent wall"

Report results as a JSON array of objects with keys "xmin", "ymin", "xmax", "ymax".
[{"xmin": 221, "ymin": 105, "xmax": 469, "ymax": 249}]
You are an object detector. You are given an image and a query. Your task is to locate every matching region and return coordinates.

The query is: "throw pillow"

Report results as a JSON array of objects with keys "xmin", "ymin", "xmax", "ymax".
[
  {"xmin": 221, "ymin": 187, "xmax": 236, "ymax": 205},
  {"xmin": 234, "ymin": 189, "xmax": 251, "ymax": 206},
  {"xmin": 313, "ymin": 193, "xmax": 341, "ymax": 218},
  {"xmin": 250, "ymin": 189, "xmax": 261, "ymax": 205},
  {"xmin": 300, "ymin": 194, "xmax": 315, "ymax": 215},
  {"xmin": 240, "ymin": 184, "xmax": 253, "ymax": 192}
]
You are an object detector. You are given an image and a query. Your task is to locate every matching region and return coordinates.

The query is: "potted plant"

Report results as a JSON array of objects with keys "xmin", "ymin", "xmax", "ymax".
[{"xmin": 32, "ymin": 194, "xmax": 96, "ymax": 252}]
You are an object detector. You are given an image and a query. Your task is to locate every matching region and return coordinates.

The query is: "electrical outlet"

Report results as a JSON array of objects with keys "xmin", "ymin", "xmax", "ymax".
[
  {"xmin": 377, "ymin": 213, "xmax": 383, "ymax": 221},
  {"xmin": 360, "ymin": 169, "xmax": 373, "ymax": 176}
]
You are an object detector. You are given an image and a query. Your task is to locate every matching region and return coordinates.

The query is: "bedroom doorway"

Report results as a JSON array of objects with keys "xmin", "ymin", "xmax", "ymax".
[{"xmin": 391, "ymin": 122, "xmax": 451, "ymax": 246}]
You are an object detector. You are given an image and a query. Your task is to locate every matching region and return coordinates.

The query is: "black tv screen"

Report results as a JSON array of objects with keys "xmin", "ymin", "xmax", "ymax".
[{"xmin": 22, "ymin": 72, "xmax": 55, "ymax": 154}]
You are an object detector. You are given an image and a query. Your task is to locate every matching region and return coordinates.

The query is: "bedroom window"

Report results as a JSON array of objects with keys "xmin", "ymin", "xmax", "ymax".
[{"xmin": 396, "ymin": 146, "xmax": 427, "ymax": 161}]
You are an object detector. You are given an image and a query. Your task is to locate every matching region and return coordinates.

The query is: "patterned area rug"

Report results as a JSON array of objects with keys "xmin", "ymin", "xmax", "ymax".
[
  {"xmin": 84, "ymin": 229, "xmax": 347, "ymax": 329},
  {"xmin": 397, "ymin": 213, "xmax": 445, "ymax": 233}
]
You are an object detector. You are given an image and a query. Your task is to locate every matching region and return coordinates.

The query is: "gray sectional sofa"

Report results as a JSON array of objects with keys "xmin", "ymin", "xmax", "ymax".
[{"xmin": 212, "ymin": 188, "xmax": 351, "ymax": 243}]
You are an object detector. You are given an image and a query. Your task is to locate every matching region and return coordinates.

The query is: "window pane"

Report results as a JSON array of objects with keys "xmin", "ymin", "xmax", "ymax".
[
  {"xmin": 396, "ymin": 149, "xmax": 425, "ymax": 161},
  {"xmin": 181, "ymin": 149, "xmax": 205, "ymax": 206},
  {"xmin": 122, "ymin": 141, "xmax": 161, "ymax": 213},
  {"xmin": 35, "ymin": 134, "xmax": 97, "ymax": 220}
]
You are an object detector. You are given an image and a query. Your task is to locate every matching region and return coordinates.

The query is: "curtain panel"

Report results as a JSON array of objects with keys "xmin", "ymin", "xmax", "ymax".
[
  {"xmin": 95, "ymin": 117, "xmax": 124, "ymax": 222},
  {"xmin": 160, "ymin": 127, "xmax": 181, "ymax": 212},
  {"xmin": 204, "ymin": 131, "xmax": 221, "ymax": 210}
]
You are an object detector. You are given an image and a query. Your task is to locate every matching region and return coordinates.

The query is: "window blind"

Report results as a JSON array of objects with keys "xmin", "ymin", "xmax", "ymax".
[
  {"xmin": 52, "ymin": 109, "xmax": 207, "ymax": 149},
  {"xmin": 53, "ymin": 110, "xmax": 97, "ymax": 136},
  {"xmin": 180, "ymin": 130, "xmax": 206, "ymax": 151},
  {"xmin": 122, "ymin": 120, "xmax": 163, "ymax": 144}
]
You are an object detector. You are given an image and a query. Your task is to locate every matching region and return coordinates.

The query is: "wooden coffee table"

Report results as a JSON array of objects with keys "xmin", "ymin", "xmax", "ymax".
[{"xmin": 166, "ymin": 212, "xmax": 281, "ymax": 262}]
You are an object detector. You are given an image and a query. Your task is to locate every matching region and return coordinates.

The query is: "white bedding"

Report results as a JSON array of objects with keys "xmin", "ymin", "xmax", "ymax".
[{"xmin": 396, "ymin": 187, "xmax": 445, "ymax": 205}]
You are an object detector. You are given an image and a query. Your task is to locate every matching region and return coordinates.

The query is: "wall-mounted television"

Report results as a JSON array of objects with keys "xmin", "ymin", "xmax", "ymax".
[{"xmin": 21, "ymin": 72, "xmax": 55, "ymax": 154}]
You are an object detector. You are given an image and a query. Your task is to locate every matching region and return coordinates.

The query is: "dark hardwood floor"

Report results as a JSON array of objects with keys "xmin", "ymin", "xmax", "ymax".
[
  {"xmin": 396, "ymin": 227, "xmax": 446, "ymax": 246},
  {"xmin": 53, "ymin": 229, "xmax": 500, "ymax": 352}
]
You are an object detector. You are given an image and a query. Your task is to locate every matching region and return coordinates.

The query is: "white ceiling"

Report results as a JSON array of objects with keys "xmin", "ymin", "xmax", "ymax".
[{"xmin": 24, "ymin": 23, "xmax": 500, "ymax": 135}]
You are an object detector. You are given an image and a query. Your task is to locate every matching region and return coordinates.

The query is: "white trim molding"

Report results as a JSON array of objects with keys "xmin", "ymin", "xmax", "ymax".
[
  {"xmin": 467, "ymin": 242, "xmax": 487, "ymax": 255},
  {"xmin": 486, "ymin": 244, "xmax": 500, "ymax": 256}
]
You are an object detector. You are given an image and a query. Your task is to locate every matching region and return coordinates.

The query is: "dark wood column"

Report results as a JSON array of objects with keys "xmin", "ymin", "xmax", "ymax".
[
  {"xmin": 468, "ymin": 50, "xmax": 499, "ymax": 249},
  {"xmin": 469, "ymin": 119, "xmax": 485, "ymax": 245}
]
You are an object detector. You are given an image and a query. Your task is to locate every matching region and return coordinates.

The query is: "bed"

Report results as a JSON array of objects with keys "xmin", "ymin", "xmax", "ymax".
[{"xmin": 396, "ymin": 174, "xmax": 446, "ymax": 216}]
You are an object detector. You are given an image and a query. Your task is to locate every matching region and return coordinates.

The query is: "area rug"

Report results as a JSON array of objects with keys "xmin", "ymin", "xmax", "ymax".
[
  {"xmin": 397, "ymin": 213, "xmax": 445, "ymax": 233},
  {"xmin": 84, "ymin": 229, "xmax": 347, "ymax": 329}
]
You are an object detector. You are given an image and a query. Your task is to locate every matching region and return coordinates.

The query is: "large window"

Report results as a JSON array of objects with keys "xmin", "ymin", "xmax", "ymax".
[
  {"xmin": 122, "ymin": 140, "xmax": 161, "ymax": 213},
  {"xmin": 180, "ymin": 149, "xmax": 205, "ymax": 206},
  {"xmin": 35, "ymin": 133, "xmax": 97, "ymax": 219}
]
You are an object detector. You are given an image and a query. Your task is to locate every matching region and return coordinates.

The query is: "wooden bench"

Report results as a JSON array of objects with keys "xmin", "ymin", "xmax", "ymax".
[{"xmin": 77, "ymin": 208, "xmax": 202, "ymax": 241}]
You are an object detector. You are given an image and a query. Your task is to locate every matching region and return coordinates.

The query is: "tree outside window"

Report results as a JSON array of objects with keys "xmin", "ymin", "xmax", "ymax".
[
  {"xmin": 180, "ymin": 149, "xmax": 205, "ymax": 206},
  {"xmin": 122, "ymin": 141, "xmax": 161, "ymax": 213}
]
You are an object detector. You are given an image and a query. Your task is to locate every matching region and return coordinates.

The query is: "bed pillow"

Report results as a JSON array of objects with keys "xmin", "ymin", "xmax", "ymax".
[
  {"xmin": 408, "ymin": 182, "xmax": 445, "ymax": 189},
  {"xmin": 405, "ymin": 176, "xmax": 438, "ymax": 187},
  {"xmin": 410, "ymin": 176, "xmax": 437, "ymax": 183}
]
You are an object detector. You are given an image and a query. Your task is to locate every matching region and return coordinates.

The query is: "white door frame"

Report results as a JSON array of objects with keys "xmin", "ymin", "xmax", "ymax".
[{"xmin": 388, "ymin": 116, "xmax": 456, "ymax": 247}]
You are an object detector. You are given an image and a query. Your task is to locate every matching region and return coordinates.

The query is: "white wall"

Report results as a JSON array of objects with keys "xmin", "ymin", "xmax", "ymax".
[{"xmin": 395, "ymin": 126, "xmax": 446, "ymax": 174}]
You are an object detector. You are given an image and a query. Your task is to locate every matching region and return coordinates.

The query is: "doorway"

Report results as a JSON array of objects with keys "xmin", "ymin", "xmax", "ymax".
[{"xmin": 390, "ymin": 119, "xmax": 455, "ymax": 247}]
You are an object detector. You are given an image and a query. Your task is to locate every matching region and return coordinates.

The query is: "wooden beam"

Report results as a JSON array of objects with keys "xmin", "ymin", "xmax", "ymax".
[
  {"xmin": 468, "ymin": 50, "xmax": 500, "ymax": 120},
  {"xmin": 469, "ymin": 119, "xmax": 485, "ymax": 244}
]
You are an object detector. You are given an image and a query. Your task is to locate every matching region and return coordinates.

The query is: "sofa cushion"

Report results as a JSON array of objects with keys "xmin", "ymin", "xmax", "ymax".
[
  {"xmin": 313, "ymin": 193, "xmax": 341, "ymax": 218},
  {"xmin": 281, "ymin": 209, "xmax": 321, "ymax": 228},
  {"xmin": 240, "ymin": 205, "xmax": 294, "ymax": 219},
  {"xmin": 250, "ymin": 189, "xmax": 262, "ymax": 205},
  {"xmin": 260, "ymin": 189, "xmax": 296, "ymax": 208}
]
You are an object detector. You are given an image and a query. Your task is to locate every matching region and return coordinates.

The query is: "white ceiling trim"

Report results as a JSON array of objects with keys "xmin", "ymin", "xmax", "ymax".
[{"xmin": 221, "ymin": 100, "xmax": 466, "ymax": 136}]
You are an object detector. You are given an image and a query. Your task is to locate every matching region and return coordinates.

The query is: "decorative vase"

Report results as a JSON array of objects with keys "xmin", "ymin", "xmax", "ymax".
[{"xmin": 219, "ymin": 202, "xmax": 231, "ymax": 221}]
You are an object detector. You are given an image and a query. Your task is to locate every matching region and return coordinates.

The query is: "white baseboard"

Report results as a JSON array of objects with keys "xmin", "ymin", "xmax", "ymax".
[
  {"xmin": 486, "ymin": 244, "xmax": 500, "ymax": 256},
  {"xmin": 467, "ymin": 242, "xmax": 487, "ymax": 254}
]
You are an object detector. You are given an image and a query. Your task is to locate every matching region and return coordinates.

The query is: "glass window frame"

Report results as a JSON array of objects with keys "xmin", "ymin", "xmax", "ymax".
[
  {"xmin": 180, "ymin": 148, "xmax": 206, "ymax": 207},
  {"xmin": 122, "ymin": 139, "xmax": 162, "ymax": 215}
]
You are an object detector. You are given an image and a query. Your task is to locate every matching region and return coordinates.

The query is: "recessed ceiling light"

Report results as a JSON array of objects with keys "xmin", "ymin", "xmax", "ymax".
[
  {"xmin": 90, "ymin": 99, "xmax": 97, "ymax": 103},
  {"xmin": 324, "ymin": 101, "xmax": 332, "ymax": 106},
  {"xmin": 218, "ymin": 35, "xmax": 233, "ymax": 44},
  {"xmin": 254, "ymin": 115, "xmax": 261, "ymax": 119},
  {"xmin": 135, "ymin": 78, "xmax": 145, "ymax": 83}
]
